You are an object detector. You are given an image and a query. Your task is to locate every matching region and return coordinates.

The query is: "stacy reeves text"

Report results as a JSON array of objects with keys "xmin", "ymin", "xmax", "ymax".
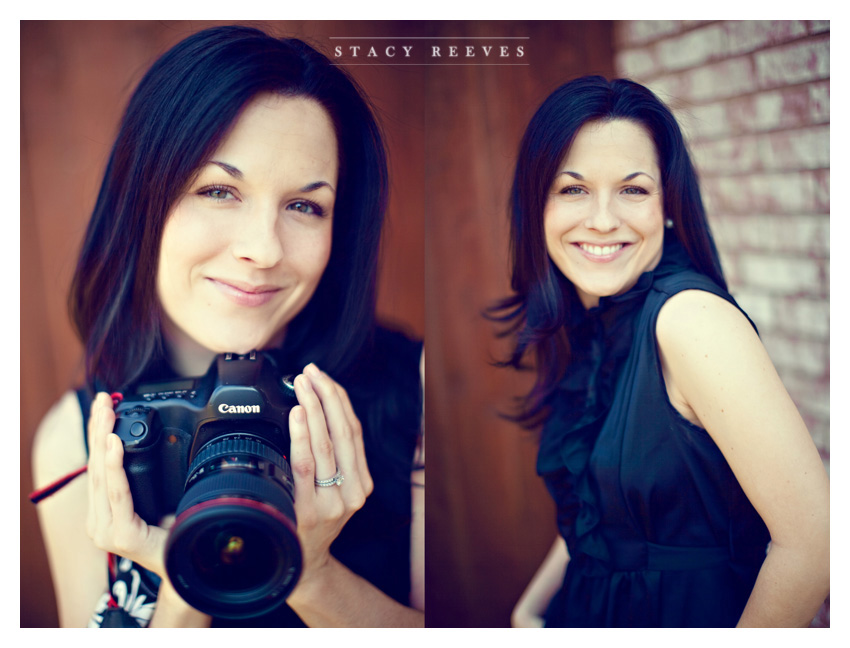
[{"xmin": 333, "ymin": 44, "xmax": 526, "ymax": 61}]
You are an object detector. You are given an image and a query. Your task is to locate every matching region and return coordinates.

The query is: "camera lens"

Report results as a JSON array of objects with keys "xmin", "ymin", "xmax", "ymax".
[{"xmin": 165, "ymin": 434, "xmax": 301, "ymax": 619}]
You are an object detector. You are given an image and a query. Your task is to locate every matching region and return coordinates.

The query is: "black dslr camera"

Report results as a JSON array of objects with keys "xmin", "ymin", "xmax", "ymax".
[{"xmin": 111, "ymin": 351, "xmax": 301, "ymax": 619}]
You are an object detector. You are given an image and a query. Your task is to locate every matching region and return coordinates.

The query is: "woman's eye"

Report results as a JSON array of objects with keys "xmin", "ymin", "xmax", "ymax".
[
  {"xmin": 287, "ymin": 200, "xmax": 324, "ymax": 217},
  {"xmin": 199, "ymin": 186, "xmax": 235, "ymax": 201},
  {"xmin": 622, "ymin": 186, "xmax": 648, "ymax": 195},
  {"xmin": 559, "ymin": 185, "xmax": 586, "ymax": 195}
]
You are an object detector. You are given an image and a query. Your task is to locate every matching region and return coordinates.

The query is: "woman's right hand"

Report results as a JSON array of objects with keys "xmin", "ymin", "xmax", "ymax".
[
  {"xmin": 86, "ymin": 392, "xmax": 169, "ymax": 577},
  {"xmin": 511, "ymin": 607, "xmax": 545, "ymax": 628},
  {"xmin": 510, "ymin": 536, "xmax": 569, "ymax": 628},
  {"xmin": 86, "ymin": 392, "xmax": 211, "ymax": 627}
]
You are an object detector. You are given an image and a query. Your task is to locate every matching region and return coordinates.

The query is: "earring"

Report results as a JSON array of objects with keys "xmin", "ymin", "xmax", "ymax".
[{"xmin": 665, "ymin": 219, "xmax": 674, "ymax": 229}]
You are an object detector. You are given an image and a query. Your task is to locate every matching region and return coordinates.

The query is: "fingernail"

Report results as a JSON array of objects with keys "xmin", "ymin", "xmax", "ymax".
[{"xmin": 305, "ymin": 363, "xmax": 320, "ymax": 376}]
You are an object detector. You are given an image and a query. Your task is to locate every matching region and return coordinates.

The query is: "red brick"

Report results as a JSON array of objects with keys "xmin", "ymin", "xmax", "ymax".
[
  {"xmin": 720, "ymin": 84, "xmax": 829, "ymax": 136},
  {"xmin": 656, "ymin": 24, "xmax": 726, "ymax": 72},
  {"xmin": 682, "ymin": 103, "xmax": 731, "ymax": 138},
  {"xmin": 616, "ymin": 20, "xmax": 683, "ymax": 47},
  {"xmin": 808, "ymin": 20, "xmax": 830, "ymax": 35},
  {"xmin": 749, "ymin": 172, "xmax": 820, "ymax": 214},
  {"xmin": 738, "ymin": 253, "xmax": 822, "ymax": 295},
  {"xmin": 755, "ymin": 37, "xmax": 830, "ymax": 88},
  {"xmin": 685, "ymin": 57, "xmax": 755, "ymax": 103},
  {"xmin": 693, "ymin": 135, "xmax": 762, "ymax": 175},
  {"xmin": 813, "ymin": 168, "xmax": 830, "ymax": 213},
  {"xmin": 716, "ymin": 247, "xmax": 740, "ymax": 287},
  {"xmin": 704, "ymin": 172, "xmax": 820, "ymax": 215},
  {"xmin": 708, "ymin": 213, "xmax": 743, "ymax": 250},
  {"xmin": 724, "ymin": 20, "xmax": 807, "ymax": 56},
  {"xmin": 734, "ymin": 215, "xmax": 829, "ymax": 257},
  {"xmin": 730, "ymin": 289, "xmax": 775, "ymax": 331},
  {"xmin": 615, "ymin": 47, "xmax": 659, "ymax": 80},
  {"xmin": 760, "ymin": 332, "xmax": 829, "ymax": 376},
  {"xmin": 809, "ymin": 81, "xmax": 830, "ymax": 123},
  {"xmin": 778, "ymin": 297, "xmax": 829, "ymax": 340},
  {"xmin": 759, "ymin": 126, "xmax": 829, "ymax": 171}
]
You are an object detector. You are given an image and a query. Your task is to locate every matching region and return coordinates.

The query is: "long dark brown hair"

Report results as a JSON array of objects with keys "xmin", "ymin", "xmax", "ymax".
[
  {"xmin": 70, "ymin": 26, "xmax": 388, "ymax": 390},
  {"xmin": 489, "ymin": 75, "xmax": 726, "ymax": 428}
]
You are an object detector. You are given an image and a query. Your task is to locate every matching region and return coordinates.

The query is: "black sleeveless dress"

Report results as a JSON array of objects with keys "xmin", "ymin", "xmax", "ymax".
[
  {"xmin": 79, "ymin": 326, "xmax": 422, "ymax": 628},
  {"xmin": 537, "ymin": 243, "xmax": 770, "ymax": 628}
]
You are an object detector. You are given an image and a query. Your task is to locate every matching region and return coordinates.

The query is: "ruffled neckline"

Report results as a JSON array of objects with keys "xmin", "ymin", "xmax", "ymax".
[{"xmin": 536, "ymin": 241, "xmax": 694, "ymax": 573}]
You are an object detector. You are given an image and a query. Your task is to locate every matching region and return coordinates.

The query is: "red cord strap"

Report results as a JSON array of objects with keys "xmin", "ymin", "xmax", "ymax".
[
  {"xmin": 29, "ymin": 466, "xmax": 88, "ymax": 504},
  {"xmin": 29, "ymin": 391, "xmax": 122, "ymax": 505}
]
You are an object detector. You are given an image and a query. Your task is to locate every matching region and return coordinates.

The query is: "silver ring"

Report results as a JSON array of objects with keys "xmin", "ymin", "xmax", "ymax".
[{"xmin": 314, "ymin": 469, "xmax": 344, "ymax": 487}]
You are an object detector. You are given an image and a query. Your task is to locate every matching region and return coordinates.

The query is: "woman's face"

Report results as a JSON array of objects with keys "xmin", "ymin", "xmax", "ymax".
[
  {"xmin": 544, "ymin": 119, "xmax": 665, "ymax": 309},
  {"xmin": 157, "ymin": 93, "xmax": 338, "ymax": 365}
]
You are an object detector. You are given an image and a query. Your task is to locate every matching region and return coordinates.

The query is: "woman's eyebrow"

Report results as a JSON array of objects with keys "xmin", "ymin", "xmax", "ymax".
[
  {"xmin": 623, "ymin": 171, "xmax": 656, "ymax": 182},
  {"xmin": 558, "ymin": 170, "xmax": 657, "ymax": 183},
  {"xmin": 560, "ymin": 170, "xmax": 584, "ymax": 180},
  {"xmin": 211, "ymin": 160, "xmax": 243, "ymax": 179},
  {"xmin": 299, "ymin": 180, "xmax": 336, "ymax": 194},
  {"xmin": 210, "ymin": 160, "xmax": 336, "ymax": 193},
  {"xmin": 209, "ymin": 160, "xmax": 335, "ymax": 193}
]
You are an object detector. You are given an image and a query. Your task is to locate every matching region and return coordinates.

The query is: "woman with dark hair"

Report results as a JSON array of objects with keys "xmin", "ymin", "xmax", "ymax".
[
  {"xmin": 492, "ymin": 76, "xmax": 828, "ymax": 627},
  {"xmin": 32, "ymin": 25, "xmax": 424, "ymax": 628}
]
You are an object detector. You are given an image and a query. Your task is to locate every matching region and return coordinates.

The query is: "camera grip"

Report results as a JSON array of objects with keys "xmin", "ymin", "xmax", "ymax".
[{"xmin": 113, "ymin": 409, "xmax": 163, "ymax": 525}]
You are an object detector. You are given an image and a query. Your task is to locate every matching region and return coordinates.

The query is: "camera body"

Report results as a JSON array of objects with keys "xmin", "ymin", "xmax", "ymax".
[
  {"xmin": 112, "ymin": 351, "xmax": 296, "ymax": 524},
  {"xmin": 111, "ymin": 351, "xmax": 302, "ymax": 618}
]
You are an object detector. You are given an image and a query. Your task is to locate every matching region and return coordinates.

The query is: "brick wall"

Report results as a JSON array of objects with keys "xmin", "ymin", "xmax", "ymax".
[
  {"xmin": 614, "ymin": 20, "xmax": 830, "ymax": 463},
  {"xmin": 613, "ymin": 20, "xmax": 829, "ymax": 628}
]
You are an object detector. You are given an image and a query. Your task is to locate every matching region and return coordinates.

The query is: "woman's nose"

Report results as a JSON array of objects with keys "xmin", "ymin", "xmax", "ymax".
[
  {"xmin": 230, "ymin": 203, "xmax": 285, "ymax": 268},
  {"xmin": 584, "ymin": 197, "xmax": 621, "ymax": 233}
]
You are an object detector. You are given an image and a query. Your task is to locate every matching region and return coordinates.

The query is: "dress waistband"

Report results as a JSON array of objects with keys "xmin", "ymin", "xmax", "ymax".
[{"xmin": 604, "ymin": 539, "xmax": 764, "ymax": 572}]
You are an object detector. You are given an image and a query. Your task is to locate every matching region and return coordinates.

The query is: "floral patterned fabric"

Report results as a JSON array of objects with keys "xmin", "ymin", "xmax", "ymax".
[{"xmin": 88, "ymin": 554, "xmax": 159, "ymax": 628}]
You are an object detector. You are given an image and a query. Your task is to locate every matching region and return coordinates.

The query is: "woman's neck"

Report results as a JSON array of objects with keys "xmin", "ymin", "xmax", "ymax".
[
  {"xmin": 160, "ymin": 321, "xmax": 217, "ymax": 378},
  {"xmin": 159, "ymin": 319, "xmax": 288, "ymax": 378}
]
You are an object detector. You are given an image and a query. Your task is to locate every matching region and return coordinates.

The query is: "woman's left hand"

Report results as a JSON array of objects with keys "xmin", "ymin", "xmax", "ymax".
[{"xmin": 288, "ymin": 363, "xmax": 373, "ymax": 586}]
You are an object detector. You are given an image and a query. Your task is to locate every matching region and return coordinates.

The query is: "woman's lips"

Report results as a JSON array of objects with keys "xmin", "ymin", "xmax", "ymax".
[
  {"xmin": 573, "ymin": 242, "xmax": 631, "ymax": 263},
  {"xmin": 208, "ymin": 278, "xmax": 281, "ymax": 307}
]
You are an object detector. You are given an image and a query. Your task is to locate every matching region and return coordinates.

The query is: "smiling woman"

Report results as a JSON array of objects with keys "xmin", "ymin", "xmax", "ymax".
[
  {"xmin": 543, "ymin": 120, "xmax": 665, "ymax": 309},
  {"xmin": 490, "ymin": 75, "xmax": 829, "ymax": 628},
  {"xmin": 31, "ymin": 25, "xmax": 424, "ymax": 629},
  {"xmin": 157, "ymin": 96, "xmax": 338, "ymax": 375}
]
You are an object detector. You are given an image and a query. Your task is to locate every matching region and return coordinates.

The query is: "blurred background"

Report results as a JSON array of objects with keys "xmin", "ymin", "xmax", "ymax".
[{"xmin": 21, "ymin": 20, "xmax": 829, "ymax": 627}]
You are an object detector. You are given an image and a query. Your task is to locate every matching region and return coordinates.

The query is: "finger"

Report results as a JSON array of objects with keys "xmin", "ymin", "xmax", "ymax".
[
  {"xmin": 104, "ymin": 433, "xmax": 135, "ymax": 530},
  {"xmin": 331, "ymin": 379, "xmax": 372, "ymax": 495},
  {"xmin": 88, "ymin": 393, "xmax": 115, "ymax": 531},
  {"xmin": 288, "ymin": 405, "xmax": 317, "ymax": 508},
  {"xmin": 305, "ymin": 367, "xmax": 371, "ymax": 506},
  {"xmin": 303, "ymin": 365, "xmax": 357, "ymax": 477},
  {"xmin": 86, "ymin": 401, "xmax": 96, "ymax": 535},
  {"xmin": 325, "ymin": 374, "xmax": 373, "ymax": 496},
  {"xmin": 293, "ymin": 373, "xmax": 337, "ymax": 482}
]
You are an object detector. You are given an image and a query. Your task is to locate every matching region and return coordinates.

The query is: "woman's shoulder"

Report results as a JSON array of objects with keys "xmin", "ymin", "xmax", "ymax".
[
  {"xmin": 655, "ymin": 289, "xmax": 764, "ymax": 429},
  {"xmin": 648, "ymin": 264, "xmax": 758, "ymax": 338},
  {"xmin": 32, "ymin": 390, "xmax": 87, "ymax": 489},
  {"xmin": 656, "ymin": 283, "xmax": 755, "ymax": 337},
  {"xmin": 656, "ymin": 288, "xmax": 756, "ymax": 348}
]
